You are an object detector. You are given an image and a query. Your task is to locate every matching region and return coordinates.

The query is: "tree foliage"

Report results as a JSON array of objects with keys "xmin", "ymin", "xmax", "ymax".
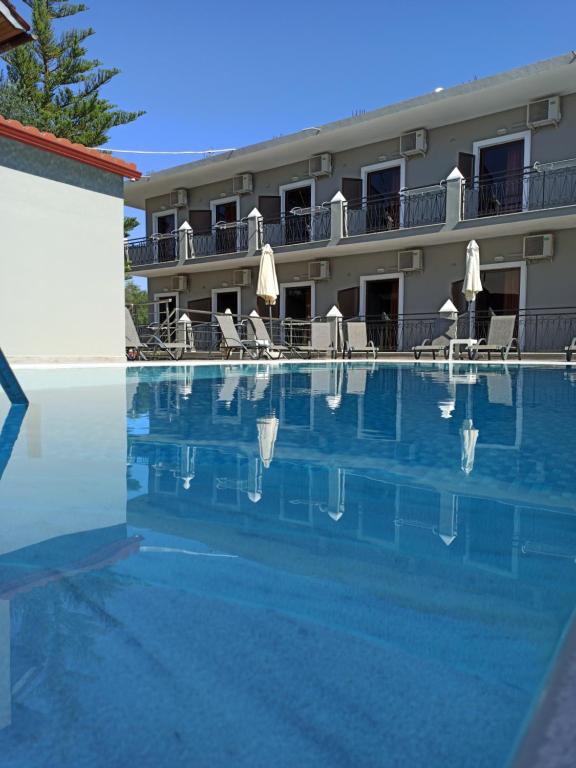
[{"xmin": 0, "ymin": 1, "xmax": 144, "ymax": 146}]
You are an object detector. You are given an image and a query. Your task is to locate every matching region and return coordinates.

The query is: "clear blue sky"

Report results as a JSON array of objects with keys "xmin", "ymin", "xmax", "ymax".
[{"xmin": 72, "ymin": 0, "xmax": 576, "ymax": 262}]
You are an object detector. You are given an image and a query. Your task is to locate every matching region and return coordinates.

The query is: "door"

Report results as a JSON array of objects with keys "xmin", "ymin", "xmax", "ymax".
[
  {"xmin": 364, "ymin": 278, "xmax": 399, "ymax": 350},
  {"xmin": 366, "ymin": 166, "xmax": 401, "ymax": 231},
  {"xmin": 153, "ymin": 212, "xmax": 177, "ymax": 261},
  {"xmin": 214, "ymin": 290, "xmax": 239, "ymax": 316},
  {"xmin": 259, "ymin": 196, "xmax": 282, "ymax": 247},
  {"xmin": 478, "ymin": 140, "xmax": 524, "ymax": 215},
  {"xmin": 451, "ymin": 267, "xmax": 521, "ymax": 339},
  {"xmin": 213, "ymin": 201, "xmax": 238, "ymax": 254},
  {"xmin": 283, "ymin": 285, "xmax": 312, "ymax": 347},
  {"xmin": 284, "ymin": 185, "xmax": 311, "ymax": 244},
  {"xmin": 337, "ymin": 287, "xmax": 359, "ymax": 318},
  {"xmin": 156, "ymin": 294, "xmax": 177, "ymax": 342}
]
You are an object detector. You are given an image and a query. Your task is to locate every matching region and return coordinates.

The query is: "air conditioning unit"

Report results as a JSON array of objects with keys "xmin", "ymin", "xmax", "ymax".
[
  {"xmin": 398, "ymin": 249, "xmax": 423, "ymax": 272},
  {"xmin": 233, "ymin": 269, "xmax": 252, "ymax": 287},
  {"xmin": 523, "ymin": 233, "xmax": 554, "ymax": 261},
  {"xmin": 170, "ymin": 188, "xmax": 188, "ymax": 207},
  {"xmin": 170, "ymin": 276, "xmax": 188, "ymax": 292},
  {"xmin": 308, "ymin": 260, "xmax": 330, "ymax": 280},
  {"xmin": 309, "ymin": 153, "xmax": 332, "ymax": 177},
  {"xmin": 232, "ymin": 173, "xmax": 254, "ymax": 194},
  {"xmin": 527, "ymin": 96, "xmax": 561, "ymax": 129},
  {"xmin": 400, "ymin": 129, "xmax": 427, "ymax": 157}
]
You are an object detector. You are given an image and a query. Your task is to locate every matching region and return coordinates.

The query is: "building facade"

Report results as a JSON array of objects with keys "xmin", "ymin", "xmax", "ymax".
[
  {"xmin": 125, "ymin": 54, "xmax": 576, "ymax": 351},
  {"xmin": 0, "ymin": 117, "xmax": 140, "ymax": 363}
]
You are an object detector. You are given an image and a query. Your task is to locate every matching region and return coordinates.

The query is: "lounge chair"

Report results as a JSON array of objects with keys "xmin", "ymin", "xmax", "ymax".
[
  {"xmin": 412, "ymin": 318, "xmax": 458, "ymax": 360},
  {"xmin": 248, "ymin": 314, "xmax": 299, "ymax": 358},
  {"xmin": 469, "ymin": 315, "xmax": 521, "ymax": 361},
  {"xmin": 343, "ymin": 321, "xmax": 377, "ymax": 359},
  {"xmin": 565, "ymin": 338, "xmax": 576, "ymax": 362},
  {"xmin": 215, "ymin": 313, "xmax": 259, "ymax": 359},
  {"xmin": 125, "ymin": 307, "xmax": 186, "ymax": 361},
  {"xmin": 295, "ymin": 322, "xmax": 336, "ymax": 358}
]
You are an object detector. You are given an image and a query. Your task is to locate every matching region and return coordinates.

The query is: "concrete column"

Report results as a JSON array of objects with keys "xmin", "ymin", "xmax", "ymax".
[
  {"xmin": 247, "ymin": 208, "xmax": 262, "ymax": 257},
  {"xmin": 176, "ymin": 313, "xmax": 192, "ymax": 347},
  {"xmin": 445, "ymin": 167, "xmax": 464, "ymax": 228},
  {"xmin": 326, "ymin": 304, "xmax": 343, "ymax": 352},
  {"xmin": 178, "ymin": 221, "xmax": 192, "ymax": 263},
  {"xmin": 329, "ymin": 192, "xmax": 346, "ymax": 243}
]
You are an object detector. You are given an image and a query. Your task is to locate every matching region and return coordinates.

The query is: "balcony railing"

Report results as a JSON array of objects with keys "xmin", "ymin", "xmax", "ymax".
[
  {"xmin": 346, "ymin": 185, "xmax": 447, "ymax": 236},
  {"xmin": 463, "ymin": 164, "xmax": 576, "ymax": 219},
  {"xmin": 126, "ymin": 233, "xmax": 180, "ymax": 267},
  {"xmin": 261, "ymin": 206, "xmax": 331, "ymax": 247}
]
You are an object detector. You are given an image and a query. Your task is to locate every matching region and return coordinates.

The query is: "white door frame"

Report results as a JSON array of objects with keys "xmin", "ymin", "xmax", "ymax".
[
  {"xmin": 210, "ymin": 196, "xmax": 241, "ymax": 251},
  {"xmin": 361, "ymin": 159, "xmax": 406, "ymax": 226},
  {"xmin": 359, "ymin": 272, "xmax": 405, "ymax": 350},
  {"xmin": 153, "ymin": 292, "xmax": 179, "ymax": 324},
  {"xmin": 211, "ymin": 287, "xmax": 242, "ymax": 317},
  {"xmin": 472, "ymin": 131, "xmax": 532, "ymax": 212},
  {"xmin": 280, "ymin": 281, "xmax": 316, "ymax": 319},
  {"xmin": 152, "ymin": 209, "xmax": 178, "ymax": 234},
  {"xmin": 279, "ymin": 179, "xmax": 316, "ymax": 215},
  {"xmin": 478, "ymin": 260, "xmax": 527, "ymax": 347}
]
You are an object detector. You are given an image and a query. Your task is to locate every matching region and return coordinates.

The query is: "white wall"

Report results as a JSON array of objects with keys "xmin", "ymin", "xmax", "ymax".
[{"xmin": 0, "ymin": 141, "xmax": 126, "ymax": 362}]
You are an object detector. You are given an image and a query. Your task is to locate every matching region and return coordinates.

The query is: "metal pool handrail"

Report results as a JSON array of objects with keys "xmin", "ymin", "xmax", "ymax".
[{"xmin": 0, "ymin": 347, "xmax": 28, "ymax": 405}]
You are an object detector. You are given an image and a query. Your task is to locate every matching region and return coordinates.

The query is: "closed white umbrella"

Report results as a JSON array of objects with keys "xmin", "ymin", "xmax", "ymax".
[
  {"xmin": 257, "ymin": 415, "xmax": 279, "ymax": 469},
  {"xmin": 461, "ymin": 418, "xmax": 479, "ymax": 474},
  {"xmin": 462, "ymin": 240, "xmax": 483, "ymax": 338},
  {"xmin": 257, "ymin": 244, "xmax": 279, "ymax": 335}
]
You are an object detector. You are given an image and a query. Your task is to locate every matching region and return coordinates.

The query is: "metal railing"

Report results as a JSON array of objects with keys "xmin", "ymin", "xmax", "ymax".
[
  {"xmin": 463, "ymin": 164, "xmax": 576, "ymax": 219},
  {"xmin": 126, "ymin": 223, "xmax": 249, "ymax": 267},
  {"xmin": 261, "ymin": 206, "xmax": 331, "ymax": 247},
  {"xmin": 126, "ymin": 233, "xmax": 180, "ymax": 267},
  {"xmin": 345, "ymin": 185, "xmax": 446, "ymax": 236}
]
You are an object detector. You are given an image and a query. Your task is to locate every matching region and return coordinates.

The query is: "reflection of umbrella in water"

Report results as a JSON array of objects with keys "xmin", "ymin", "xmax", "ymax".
[
  {"xmin": 257, "ymin": 416, "xmax": 279, "ymax": 468},
  {"xmin": 461, "ymin": 418, "xmax": 479, "ymax": 474}
]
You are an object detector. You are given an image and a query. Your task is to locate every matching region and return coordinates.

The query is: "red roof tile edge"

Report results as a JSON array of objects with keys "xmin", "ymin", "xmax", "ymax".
[{"xmin": 0, "ymin": 115, "xmax": 141, "ymax": 179}]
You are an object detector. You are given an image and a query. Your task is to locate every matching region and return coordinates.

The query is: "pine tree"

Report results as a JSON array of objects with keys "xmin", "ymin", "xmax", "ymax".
[{"xmin": 0, "ymin": 1, "xmax": 144, "ymax": 146}]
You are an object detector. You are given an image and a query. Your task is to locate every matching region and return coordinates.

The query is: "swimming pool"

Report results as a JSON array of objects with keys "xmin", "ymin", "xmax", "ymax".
[{"xmin": 0, "ymin": 362, "xmax": 575, "ymax": 767}]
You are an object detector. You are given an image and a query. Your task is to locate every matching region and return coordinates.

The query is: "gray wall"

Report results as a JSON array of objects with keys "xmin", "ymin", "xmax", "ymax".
[{"xmin": 144, "ymin": 93, "xmax": 576, "ymax": 233}]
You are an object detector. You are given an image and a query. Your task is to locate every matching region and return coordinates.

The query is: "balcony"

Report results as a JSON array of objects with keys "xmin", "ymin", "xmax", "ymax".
[
  {"xmin": 262, "ymin": 206, "xmax": 331, "ymax": 247},
  {"xmin": 346, "ymin": 185, "xmax": 447, "ymax": 236},
  {"xmin": 462, "ymin": 163, "xmax": 576, "ymax": 220}
]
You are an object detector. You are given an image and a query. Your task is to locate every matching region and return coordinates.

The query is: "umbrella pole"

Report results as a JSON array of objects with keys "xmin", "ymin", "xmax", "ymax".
[
  {"xmin": 268, "ymin": 303, "xmax": 273, "ymax": 340},
  {"xmin": 468, "ymin": 299, "xmax": 475, "ymax": 338}
]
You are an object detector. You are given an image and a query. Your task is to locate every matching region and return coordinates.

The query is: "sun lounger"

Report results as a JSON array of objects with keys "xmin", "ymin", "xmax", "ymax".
[
  {"xmin": 469, "ymin": 315, "xmax": 521, "ymax": 360},
  {"xmin": 565, "ymin": 337, "xmax": 576, "ymax": 362},
  {"xmin": 248, "ymin": 314, "xmax": 299, "ymax": 358},
  {"xmin": 412, "ymin": 318, "xmax": 458, "ymax": 360},
  {"xmin": 215, "ymin": 313, "xmax": 259, "ymax": 359},
  {"xmin": 295, "ymin": 322, "xmax": 336, "ymax": 358},
  {"xmin": 343, "ymin": 321, "xmax": 378, "ymax": 359}
]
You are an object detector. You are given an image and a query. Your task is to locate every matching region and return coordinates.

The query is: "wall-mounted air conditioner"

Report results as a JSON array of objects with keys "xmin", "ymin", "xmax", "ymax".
[
  {"xmin": 400, "ymin": 129, "xmax": 427, "ymax": 157},
  {"xmin": 398, "ymin": 249, "xmax": 423, "ymax": 272},
  {"xmin": 308, "ymin": 260, "xmax": 330, "ymax": 280},
  {"xmin": 233, "ymin": 269, "xmax": 252, "ymax": 287},
  {"xmin": 523, "ymin": 234, "xmax": 554, "ymax": 261},
  {"xmin": 527, "ymin": 97, "xmax": 561, "ymax": 129},
  {"xmin": 233, "ymin": 173, "xmax": 254, "ymax": 194},
  {"xmin": 309, "ymin": 153, "xmax": 332, "ymax": 177},
  {"xmin": 170, "ymin": 188, "xmax": 188, "ymax": 207},
  {"xmin": 171, "ymin": 276, "xmax": 188, "ymax": 291}
]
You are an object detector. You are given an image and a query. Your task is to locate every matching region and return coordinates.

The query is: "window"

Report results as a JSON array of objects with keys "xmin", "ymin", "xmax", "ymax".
[
  {"xmin": 366, "ymin": 166, "xmax": 401, "ymax": 231},
  {"xmin": 152, "ymin": 211, "xmax": 177, "ymax": 262},
  {"xmin": 284, "ymin": 185, "xmax": 312, "ymax": 245}
]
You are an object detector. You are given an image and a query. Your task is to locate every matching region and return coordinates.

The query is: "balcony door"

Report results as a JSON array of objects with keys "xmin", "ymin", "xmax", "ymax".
[
  {"xmin": 365, "ymin": 164, "xmax": 402, "ymax": 231},
  {"xmin": 282, "ymin": 183, "xmax": 313, "ymax": 245},
  {"xmin": 360, "ymin": 275, "xmax": 403, "ymax": 351},
  {"xmin": 211, "ymin": 198, "xmax": 239, "ymax": 254},
  {"xmin": 473, "ymin": 133, "xmax": 530, "ymax": 217},
  {"xmin": 152, "ymin": 210, "xmax": 177, "ymax": 262}
]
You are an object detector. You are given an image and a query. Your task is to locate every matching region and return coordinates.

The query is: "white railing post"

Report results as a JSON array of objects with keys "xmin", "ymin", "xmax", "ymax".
[
  {"xmin": 247, "ymin": 208, "xmax": 262, "ymax": 257},
  {"xmin": 176, "ymin": 312, "xmax": 192, "ymax": 348},
  {"xmin": 445, "ymin": 167, "xmax": 464, "ymax": 228},
  {"xmin": 178, "ymin": 221, "xmax": 192, "ymax": 263},
  {"xmin": 330, "ymin": 191, "xmax": 346, "ymax": 243}
]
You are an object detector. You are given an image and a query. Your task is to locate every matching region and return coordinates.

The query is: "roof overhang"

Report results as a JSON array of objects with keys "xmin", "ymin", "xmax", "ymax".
[
  {"xmin": 0, "ymin": 0, "xmax": 34, "ymax": 53},
  {"xmin": 125, "ymin": 53, "xmax": 576, "ymax": 209}
]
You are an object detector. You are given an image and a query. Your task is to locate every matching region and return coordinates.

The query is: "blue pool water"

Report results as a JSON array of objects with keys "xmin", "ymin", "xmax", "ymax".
[{"xmin": 1, "ymin": 362, "xmax": 576, "ymax": 767}]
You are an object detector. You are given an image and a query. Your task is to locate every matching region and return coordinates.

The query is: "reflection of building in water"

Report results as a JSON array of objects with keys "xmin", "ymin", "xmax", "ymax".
[{"xmin": 127, "ymin": 364, "xmax": 576, "ymax": 596}]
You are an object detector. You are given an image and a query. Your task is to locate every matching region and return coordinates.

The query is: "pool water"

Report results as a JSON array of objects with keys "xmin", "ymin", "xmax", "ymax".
[{"xmin": 1, "ymin": 362, "xmax": 576, "ymax": 768}]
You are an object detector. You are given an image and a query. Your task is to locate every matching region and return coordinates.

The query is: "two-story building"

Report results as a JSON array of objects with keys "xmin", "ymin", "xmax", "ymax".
[{"xmin": 125, "ymin": 53, "xmax": 576, "ymax": 350}]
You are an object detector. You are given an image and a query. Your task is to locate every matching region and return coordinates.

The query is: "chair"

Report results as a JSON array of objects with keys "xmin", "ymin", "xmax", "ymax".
[
  {"xmin": 565, "ymin": 338, "xmax": 576, "ymax": 362},
  {"xmin": 295, "ymin": 322, "xmax": 335, "ymax": 358},
  {"xmin": 469, "ymin": 315, "xmax": 521, "ymax": 361},
  {"xmin": 125, "ymin": 307, "xmax": 186, "ymax": 361},
  {"xmin": 412, "ymin": 318, "xmax": 458, "ymax": 360},
  {"xmin": 248, "ymin": 314, "xmax": 297, "ymax": 358},
  {"xmin": 215, "ymin": 313, "xmax": 259, "ymax": 359},
  {"xmin": 343, "ymin": 321, "xmax": 377, "ymax": 359}
]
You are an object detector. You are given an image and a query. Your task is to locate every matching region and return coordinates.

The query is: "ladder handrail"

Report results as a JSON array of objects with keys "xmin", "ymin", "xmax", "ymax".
[{"xmin": 0, "ymin": 348, "xmax": 28, "ymax": 405}]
